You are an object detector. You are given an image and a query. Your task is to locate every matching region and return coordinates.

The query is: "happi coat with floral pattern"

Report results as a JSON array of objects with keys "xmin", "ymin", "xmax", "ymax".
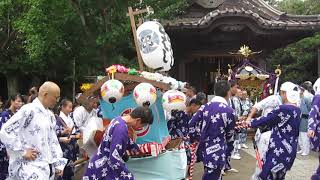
[
  {"xmin": 0, "ymin": 98, "xmax": 67, "ymax": 180},
  {"xmin": 189, "ymin": 96, "xmax": 236, "ymax": 174},
  {"xmin": 83, "ymin": 117, "xmax": 140, "ymax": 180},
  {"xmin": 250, "ymin": 104, "xmax": 301, "ymax": 180}
]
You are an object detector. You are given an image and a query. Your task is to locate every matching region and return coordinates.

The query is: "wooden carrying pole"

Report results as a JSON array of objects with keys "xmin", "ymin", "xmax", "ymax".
[
  {"xmin": 127, "ymin": 7, "xmax": 144, "ymax": 71},
  {"xmin": 78, "ymin": 73, "xmax": 170, "ymax": 103}
]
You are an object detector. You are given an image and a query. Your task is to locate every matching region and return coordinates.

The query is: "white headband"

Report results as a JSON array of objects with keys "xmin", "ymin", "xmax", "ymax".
[{"xmin": 313, "ymin": 78, "xmax": 320, "ymax": 95}]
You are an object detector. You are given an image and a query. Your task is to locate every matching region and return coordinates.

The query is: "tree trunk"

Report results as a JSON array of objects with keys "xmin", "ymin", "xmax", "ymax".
[{"xmin": 6, "ymin": 75, "xmax": 18, "ymax": 97}]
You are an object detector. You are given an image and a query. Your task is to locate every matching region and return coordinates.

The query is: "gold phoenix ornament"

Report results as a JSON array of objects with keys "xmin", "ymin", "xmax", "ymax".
[{"xmin": 229, "ymin": 45, "xmax": 262, "ymax": 58}]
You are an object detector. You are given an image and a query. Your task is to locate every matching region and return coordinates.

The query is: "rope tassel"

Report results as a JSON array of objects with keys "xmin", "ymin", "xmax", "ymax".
[{"xmin": 188, "ymin": 143, "xmax": 198, "ymax": 180}]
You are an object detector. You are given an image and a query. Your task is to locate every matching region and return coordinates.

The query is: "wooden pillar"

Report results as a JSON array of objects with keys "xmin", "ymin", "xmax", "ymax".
[
  {"xmin": 181, "ymin": 57, "xmax": 195, "ymax": 83},
  {"xmin": 128, "ymin": 7, "xmax": 144, "ymax": 71},
  {"xmin": 178, "ymin": 61, "xmax": 186, "ymax": 81}
]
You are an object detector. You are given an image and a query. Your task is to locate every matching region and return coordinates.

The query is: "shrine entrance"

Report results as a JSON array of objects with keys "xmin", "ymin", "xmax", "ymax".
[
  {"xmin": 164, "ymin": 0, "xmax": 320, "ymax": 92},
  {"xmin": 176, "ymin": 52, "xmax": 262, "ymax": 94},
  {"xmin": 186, "ymin": 56, "xmax": 233, "ymax": 93}
]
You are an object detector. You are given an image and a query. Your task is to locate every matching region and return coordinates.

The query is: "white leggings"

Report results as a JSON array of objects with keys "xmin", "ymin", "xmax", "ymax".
[
  {"xmin": 298, "ymin": 132, "xmax": 310, "ymax": 155},
  {"xmin": 251, "ymin": 130, "xmax": 271, "ymax": 180}
]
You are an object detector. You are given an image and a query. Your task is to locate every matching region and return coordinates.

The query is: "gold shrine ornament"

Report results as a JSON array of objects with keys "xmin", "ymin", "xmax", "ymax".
[
  {"xmin": 239, "ymin": 45, "xmax": 252, "ymax": 58},
  {"xmin": 275, "ymin": 65, "xmax": 282, "ymax": 77},
  {"xmin": 229, "ymin": 45, "xmax": 262, "ymax": 58}
]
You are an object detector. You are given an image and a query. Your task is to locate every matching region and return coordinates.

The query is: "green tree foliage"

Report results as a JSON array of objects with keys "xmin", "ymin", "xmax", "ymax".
[
  {"xmin": 265, "ymin": 0, "xmax": 279, "ymax": 6},
  {"xmin": 0, "ymin": 0, "xmax": 30, "ymax": 74},
  {"xmin": 0, "ymin": 0, "xmax": 81, "ymax": 79},
  {"xmin": 135, "ymin": 0, "xmax": 190, "ymax": 19},
  {"xmin": 267, "ymin": 0, "xmax": 320, "ymax": 83},
  {"xmin": 0, "ymin": 0, "xmax": 189, "ymax": 96}
]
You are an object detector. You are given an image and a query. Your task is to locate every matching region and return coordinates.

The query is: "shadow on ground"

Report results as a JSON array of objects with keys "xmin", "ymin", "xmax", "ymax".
[{"xmin": 192, "ymin": 150, "xmax": 256, "ymax": 180}]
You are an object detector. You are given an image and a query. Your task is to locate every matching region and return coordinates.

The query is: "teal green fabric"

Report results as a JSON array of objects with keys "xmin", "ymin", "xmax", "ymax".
[
  {"xmin": 100, "ymin": 91, "xmax": 170, "ymax": 144},
  {"xmin": 127, "ymin": 149, "xmax": 187, "ymax": 180}
]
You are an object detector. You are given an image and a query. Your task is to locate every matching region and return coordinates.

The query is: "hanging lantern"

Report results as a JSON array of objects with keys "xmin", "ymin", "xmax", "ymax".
[
  {"xmin": 133, "ymin": 83, "xmax": 157, "ymax": 107},
  {"xmin": 136, "ymin": 21, "xmax": 174, "ymax": 72},
  {"xmin": 162, "ymin": 90, "xmax": 186, "ymax": 113},
  {"xmin": 101, "ymin": 80, "xmax": 124, "ymax": 104}
]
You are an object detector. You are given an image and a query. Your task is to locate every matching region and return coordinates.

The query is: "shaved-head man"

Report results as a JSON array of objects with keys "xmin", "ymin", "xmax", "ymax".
[
  {"xmin": 38, "ymin": 81, "xmax": 61, "ymax": 108},
  {"xmin": 0, "ymin": 81, "xmax": 67, "ymax": 179}
]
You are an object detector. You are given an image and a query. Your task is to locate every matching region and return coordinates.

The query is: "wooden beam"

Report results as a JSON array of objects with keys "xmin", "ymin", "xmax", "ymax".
[
  {"xmin": 189, "ymin": 50, "xmax": 264, "ymax": 59},
  {"xmin": 78, "ymin": 73, "xmax": 170, "ymax": 103},
  {"xmin": 115, "ymin": 73, "xmax": 170, "ymax": 90},
  {"xmin": 126, "ymin": 9, "xmax": 149, "ymax": 16},
  {"xmin": 79, "ymin": 76, "xmax": 108, "ymax": 102},
  {"xmin": 128, "ymin": 7, "xmax": 144, "ymax": 71},
  {"xmin": 191, "ymin": 53, "xmax": 238, "ymax": 58}
]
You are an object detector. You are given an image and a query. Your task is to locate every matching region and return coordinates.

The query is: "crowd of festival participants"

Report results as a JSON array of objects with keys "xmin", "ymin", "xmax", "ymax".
[{"xmin": 0, "ymin": 78, "xmax": 319, "ymax": 180}]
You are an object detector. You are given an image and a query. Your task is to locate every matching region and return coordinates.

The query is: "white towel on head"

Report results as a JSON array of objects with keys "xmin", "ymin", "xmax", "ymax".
[
  {"xmin": 286, "ymin": 89, "xmax": 300, "ymax": 104},
  {"xmin": 313, "ymin": 78, "xmax": 320, "ymax": 95},
  {"xmin": 280, "ymin": 82, "xmax": 300, "ymax": 104},
  {"xmin": 280, "ymin": 82, "xmax": 295, "ymax": 92}
]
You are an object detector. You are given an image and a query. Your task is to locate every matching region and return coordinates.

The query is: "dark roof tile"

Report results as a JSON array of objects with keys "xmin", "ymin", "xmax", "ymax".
[
  {"xmin": 165, "ymin": 0, "xmax": 320, "ymax": 31},
  {"xmin": 165, "ymin": 7, "xmax": 320, "ymax": 31}
]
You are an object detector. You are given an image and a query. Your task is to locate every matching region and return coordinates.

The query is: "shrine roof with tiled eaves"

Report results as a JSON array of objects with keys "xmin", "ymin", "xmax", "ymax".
[{"xmin": 163, "ymin": 0, "xmax": 320, "ymax": 31}]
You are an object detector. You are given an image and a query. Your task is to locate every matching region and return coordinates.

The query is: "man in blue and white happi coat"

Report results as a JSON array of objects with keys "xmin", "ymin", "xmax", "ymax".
[
  {"xmin": 189, "ymin": 81, "xmax": 236, "ymax": 180},
  {"xmin": 246, "ymin": 85, "xmax": 284, "ymax": 179},
  {"xmin": 83, "ymin": 107, "xmax": 154, "ymax": 180},
  {"xmin": 167, "ymin": 110, "xmax": 191, "ymax": 141},
  {"xmin": 0, "ymin": 82, "xmax": 67, "ymax": 180},
  {"xmin": 308, "ymin": 78, "xmax": 320, "ymax": 180},
  {"xmin": 167, "ymin": 98, "xmax": 202, "ymax": 170},
  {"xmin": 246, "ymin": 82, "xmax": 301, "ymax": 180},
  {"xmin": 167, "ymin": 98, "xmax": 202, "ymax": 140}
]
